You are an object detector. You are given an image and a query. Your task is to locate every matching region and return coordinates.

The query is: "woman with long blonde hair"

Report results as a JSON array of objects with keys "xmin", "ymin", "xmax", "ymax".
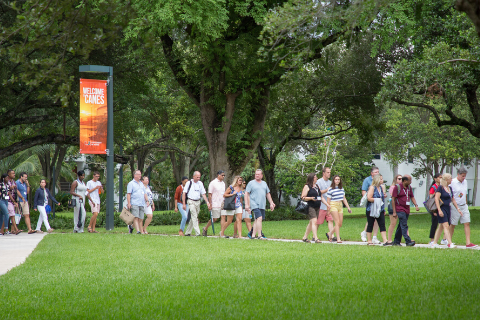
[
  {"xmin": 223, "ymin": 176, "xmax": 244, "ymax": 238},
  {"xmin": 433, "ymin": 173, "xmax": 461, "ymax": 248},
  {"xmin": 366, "ymin": 174, "xmax": 388, "ymax": 245}
]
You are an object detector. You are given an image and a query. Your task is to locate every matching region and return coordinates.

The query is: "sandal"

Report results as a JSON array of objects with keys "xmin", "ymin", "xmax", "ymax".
[
  {"xmin": 233, "ymin": 235, "xmax": 239, "ymax": 238},
  {"xmin": 87, "ymin": 227, "xmax": 93, "ymax": 233},
  {"xmin": 315, "ymin": 239, "xmax": 322, "ymax": 244},
  {"xmin": 28, "ymin": 230, "xmax": 37, "ymax": 234},
  {"xmin": 367, "ymin": 242, "xmax": 375, "ymax": 246},
  {"xmin": 302, "ymin": 238, "xmax": 309, "ymax": 243},
  {"xmin": 337, "ymin": 241, "xmax": 343, "ymax": 244},
  {"xmin": 92, "ymin": 230, "xmax": 99, "ymax": 233}
]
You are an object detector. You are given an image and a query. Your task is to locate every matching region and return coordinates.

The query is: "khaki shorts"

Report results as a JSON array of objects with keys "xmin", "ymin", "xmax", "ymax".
[
  {"xmin": 450, "ymin": 204, "xmax": 470, "ymax": 225},
  {"xmin": 330, "ymin": 201, "xmax": 344, "ymax": 214},
  {"xmin": 211, "ymin": 208, "xmax": 225, "ymax": 219},
  {"xmin": 20, "ymin": 201, "xmax": 30, "ymax": 215}
]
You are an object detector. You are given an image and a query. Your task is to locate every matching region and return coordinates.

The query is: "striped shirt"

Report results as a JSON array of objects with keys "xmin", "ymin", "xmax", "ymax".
[{"xmin": 326, "ymin": 187, "xmax": 345, "ymax": 202}]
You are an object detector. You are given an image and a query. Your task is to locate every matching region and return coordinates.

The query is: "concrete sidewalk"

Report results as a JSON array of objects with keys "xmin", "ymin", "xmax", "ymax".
[{"xmin": 0, "ymin": 232, "xmax": 47, "ymax": 276}]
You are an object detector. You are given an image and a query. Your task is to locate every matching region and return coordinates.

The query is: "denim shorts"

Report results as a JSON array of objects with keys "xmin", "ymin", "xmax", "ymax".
[{"xmin": 252, "ymin": 208, "xmax": 265, "ymax": 220}]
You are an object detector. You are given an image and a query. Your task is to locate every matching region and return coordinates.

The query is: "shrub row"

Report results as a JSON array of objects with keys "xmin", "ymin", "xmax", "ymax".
[{"xmin": 15, "ymin": 204, "xmax": 307, "ymax": 230}]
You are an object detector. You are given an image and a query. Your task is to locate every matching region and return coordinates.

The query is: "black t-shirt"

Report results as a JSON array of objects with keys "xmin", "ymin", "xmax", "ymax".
[{"xmin": 306, "ymin": 185, "xmax": 321, "ymax": 209}]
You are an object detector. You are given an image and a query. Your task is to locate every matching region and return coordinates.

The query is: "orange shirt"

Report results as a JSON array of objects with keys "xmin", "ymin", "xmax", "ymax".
[{"xmin": 174, "ymin": 185, "xmax": 183, "ymax": 203}]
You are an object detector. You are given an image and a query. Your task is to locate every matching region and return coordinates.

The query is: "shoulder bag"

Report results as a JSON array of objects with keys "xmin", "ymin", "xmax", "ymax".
[
  {"xmin": 295, "ymin": 198, "xmax": 309, "ymax": 215},
  {"xmin": 68, "ymin": 181, "xmax": 77, "ymax": 208},
  {"xmin": 223, "ymin": 186, "xmax": 236, "ymax": 211},
  {"xmin": 423, "ymin": 185, "xmax": 443, "ymax": 213}
]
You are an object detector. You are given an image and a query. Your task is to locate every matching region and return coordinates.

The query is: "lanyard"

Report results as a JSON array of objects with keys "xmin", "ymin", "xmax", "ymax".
[{"xmin": 403, "ymin": 187, "xmax": 409, "ymax": 201}]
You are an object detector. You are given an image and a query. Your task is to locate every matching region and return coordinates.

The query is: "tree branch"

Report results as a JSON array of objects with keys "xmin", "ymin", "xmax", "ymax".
[
  {"xmin": 160, "ymin": 34, "xmax": 200, "ymax": 106},
  {"xmin": 0, "ymin": 134, "xmax": 78, "ymax": 160}
]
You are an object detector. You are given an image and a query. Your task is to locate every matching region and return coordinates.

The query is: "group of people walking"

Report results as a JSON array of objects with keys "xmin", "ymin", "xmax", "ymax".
[
  {"xmin": 170, "ymin": 169, "xmax": 275, "ymax": 238},
  {"xmin": 0, "ymin": 169, "xmax": 59, "ymax": 235},
  {"xmin": 299, "ymin": 165, "xmax": 477, "ymax": 248},
  {"xmin": 2, "ymin": 165, "xmax": 477, "ymax": 249}
]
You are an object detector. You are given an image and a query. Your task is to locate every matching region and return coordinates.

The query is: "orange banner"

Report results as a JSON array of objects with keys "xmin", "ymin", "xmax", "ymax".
[{"xmin": 79, "ymin": 79, "xmax": 108, "ymax": 154}]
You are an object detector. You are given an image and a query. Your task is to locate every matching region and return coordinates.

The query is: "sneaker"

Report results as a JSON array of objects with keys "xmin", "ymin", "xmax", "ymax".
[
  {"xmin": 361, "ymin": 231, "xmax": 367, "ymax": 242},
  {"xmin": 128, "ymin": 225, "xmax": 134, "ymax": 234},
  {"xmin": 247, "ymin": 233, "xmax": 252, "ymax": 239},
  {"xmin": 448, "ymin": 243, "xmax": 456, "ymax": 248},
  {"xmin": 466, "ymin": 243, "xmax": 478, "ymax": 248},
  {"xmin": 137, "ymin": 231, "xmax": 141, "ymax": 234},
  {"xmin": 440, "ymin": 239, "xmax": 448, "ymax": 245},
  {"xmin": 332, "ymin": 237, "xmax": 337, "ymax": 242},
  {"xmin": 261, "ymin": 232, "xmax": 266, "ymax": 239},
  {"xmin": 383, "ymin": 242, "xmax": 393, "ymax": 246},
  {"xmin": 392, "ymin": 242, "xmax": 402, "ymax": 247},
  {"xmin": 372, "ymin": 237, "xmax": 381, "ymax": 244},
  {"xmin": 406, "ymin": 241, "xmax": 416, "ymax": 247},
  {"xmin": 248, "ymin": 229, "xmax": 253, "ymax": 238}
]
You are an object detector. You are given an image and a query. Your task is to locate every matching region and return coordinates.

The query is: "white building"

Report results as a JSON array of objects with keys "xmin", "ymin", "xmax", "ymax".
[{"xmin": 373, "ymin": 155, "xmax": 479, "ymax": 206}]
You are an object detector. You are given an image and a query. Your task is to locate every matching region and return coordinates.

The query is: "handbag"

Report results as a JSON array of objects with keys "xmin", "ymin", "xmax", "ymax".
[
  {"xmin": 224, "ymin": 187, "xmax": 236, "ymax": 211},
  {"xmin": 68, "ymin": 198, "xmax": 76, "ymax": 208},
  {"xmin": 424, "ymin": 196, "xmax": 443, "ymax": 213},
  {"xmin": 295, "ymin": 199, "xmax": 309, "ymax": 215},
  {"xmin": 119, "ymin": 207, "xmax": 135, "ymax": 225}
]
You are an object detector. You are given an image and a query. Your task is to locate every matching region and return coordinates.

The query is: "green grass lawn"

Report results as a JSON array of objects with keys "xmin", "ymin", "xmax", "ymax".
[
  {"xmin": 1, "ymin": 234, "xmax": 479, "ymax": 319},
  {"xmin": 52, "ymin": 210, "xmax": 480, "ymax": 246}
]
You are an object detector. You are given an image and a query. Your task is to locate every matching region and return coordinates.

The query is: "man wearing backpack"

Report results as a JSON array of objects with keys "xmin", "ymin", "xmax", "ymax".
[
  {"xmin": 391, "ymin": 175, "xmax": 420, "ymax": 246},
  {"xmin": 182, "ymin": 171, "xmax": 211, "ymax": 236}
]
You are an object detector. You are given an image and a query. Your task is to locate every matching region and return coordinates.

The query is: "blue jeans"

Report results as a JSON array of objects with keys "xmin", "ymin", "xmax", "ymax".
[
  {"xmin": 177, "ymin": 203, "xmax": 189, "ymax": 231},
  {"xmin": 0, "ymin": 199, "xmax": 9, "ymax": 230},
  {"xmin": 394, "ymin": 211, "xmax": 412, "ymax": 244}
]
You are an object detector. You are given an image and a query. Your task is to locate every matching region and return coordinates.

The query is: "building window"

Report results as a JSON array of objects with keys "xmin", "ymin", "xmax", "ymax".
[
  {"xmin": 407, "ymin": 148, "xmax": 414, "ymax": 163},
  {"xmin": 372, "ymin": 153, "xmax": 381, "ymax": 160}
]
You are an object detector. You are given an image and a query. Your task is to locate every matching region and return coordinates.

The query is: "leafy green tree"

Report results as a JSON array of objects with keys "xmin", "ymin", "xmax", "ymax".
[{"xmin": 258, "ymin": 37, "xmax": 382, "ymax": 204}]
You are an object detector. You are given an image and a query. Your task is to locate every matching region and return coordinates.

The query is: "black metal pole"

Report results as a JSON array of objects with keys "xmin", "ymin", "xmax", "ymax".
[
  {"xmin": 118, "ymin": 144, "xmax": 123, "ymax": 211},
  {"xmin": 52, "ymin": 165, "xmax": 55, "ymax": 219}
]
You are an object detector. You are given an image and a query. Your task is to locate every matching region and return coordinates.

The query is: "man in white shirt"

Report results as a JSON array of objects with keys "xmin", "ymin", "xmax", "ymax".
[
  {"xmin": 183, "ymin": 171, "xmax": 211, "ymax": 236},
  {"xmin": 203, "ymin": 170, "xmax": 226, "ymax": 236},
  {"xmin": 86, "ymin": 171, "xmax": 103, "ymax": 233},
  {"xmin": 449, "ymin": 168, "xmax": 477, "ymax": 248}
]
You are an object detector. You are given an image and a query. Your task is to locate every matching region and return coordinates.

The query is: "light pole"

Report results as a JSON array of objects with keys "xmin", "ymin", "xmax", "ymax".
[{"xmin": 79, "ymin": 65, "xmax": 114, "ymax": 230}]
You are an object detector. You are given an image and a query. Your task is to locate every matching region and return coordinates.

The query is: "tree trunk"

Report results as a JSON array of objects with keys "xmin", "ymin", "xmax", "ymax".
[
  {"xmin": 392, "ymin": 164, "xmax": 398, "ymax": 185},
  {"xmin": 473, "ymin": 158, "xmax": 478, "ymax": 206},
  {"xmin": 425, "ymin": 163, "xmax": 432, "ymax": 201}
]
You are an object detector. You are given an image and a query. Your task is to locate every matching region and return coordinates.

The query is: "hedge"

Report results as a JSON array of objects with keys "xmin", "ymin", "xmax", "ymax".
[{"xmin": 15, "ymin": 204, "xmax": 308, "ymax": 230}]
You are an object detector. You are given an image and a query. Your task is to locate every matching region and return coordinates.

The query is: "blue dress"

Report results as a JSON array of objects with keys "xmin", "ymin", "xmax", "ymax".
[{"xmin": 436, "ymin": 186, "xmax": 453, "ymax": 224}]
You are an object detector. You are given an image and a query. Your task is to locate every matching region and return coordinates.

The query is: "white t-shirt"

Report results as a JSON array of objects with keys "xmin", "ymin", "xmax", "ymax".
[
  {"xmin": 450, "ymin": 178, "xmax": 468, "ymax": 206},
  {"xmin": 208, "ymin": 178, "xmax": 226, "ymax": 208},
  {"xmin": 86, "ymin": 180, "xmax": 102, "ymax": 204}
]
